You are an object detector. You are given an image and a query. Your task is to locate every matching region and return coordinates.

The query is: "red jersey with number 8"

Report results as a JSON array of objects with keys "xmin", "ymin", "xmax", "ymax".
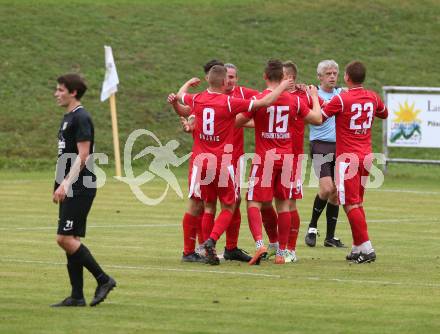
[
  {"xmin": 182, "ymin": 90, "xmax": 253, "ymax": 158},
  {"xmin": 322, "ymin": 87, "xmax": 388, "ymax": 157}
]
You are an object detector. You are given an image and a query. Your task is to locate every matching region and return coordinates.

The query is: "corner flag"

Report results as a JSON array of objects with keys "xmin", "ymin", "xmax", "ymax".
[
  {"xmin": 101, "ymin": 45, "xmax": 122, "ymax": 177},
  {"xmin": 101, "ymin": 46, "xmax": 119, "ymax": 102}
]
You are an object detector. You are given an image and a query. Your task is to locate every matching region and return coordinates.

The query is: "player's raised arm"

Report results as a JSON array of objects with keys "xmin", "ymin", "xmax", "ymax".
[
  {"xmin": 167, "ymin": 93, "xmax": 191, "ymax": 117},
  {"xmin": 251, "ymin": 79, "xmax": 294, "ymax": 109},
  {"xmin": 176, "ymin": 77, "xmax": 201, "ymax": 102},
  {"xmin": 303, "ymin": 85, "xmax": 324, "ymax": 125}
]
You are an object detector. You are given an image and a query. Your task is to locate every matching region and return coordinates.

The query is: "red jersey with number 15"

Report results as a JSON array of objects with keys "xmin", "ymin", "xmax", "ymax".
[
  {"xmin": 322, "ymin": 87, "xmax": 388, "ymax": 157},
  {"xmin": 243, "ymin": 89, "xmax": 310, "ymax": 165},
  {"xmin": 182, "ymin": 90, "xmax": 253, "ymax": 158}
]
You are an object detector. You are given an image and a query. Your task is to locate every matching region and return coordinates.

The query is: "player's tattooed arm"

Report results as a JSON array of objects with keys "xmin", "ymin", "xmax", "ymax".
[
  {"xmin": 167, "ymin": 93, "xmax": 191, "ymax": 117},
  {"xmin": 180, "ymin": 116, "xmax": 195, "ymax": 133}
]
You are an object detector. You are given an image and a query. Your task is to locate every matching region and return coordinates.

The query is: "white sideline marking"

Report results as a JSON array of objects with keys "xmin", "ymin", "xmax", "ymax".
[
  {"xmin": 2, "ymin": 258, "xmax": 440, "ymax": 288},
  {"xmin": 304, "ymin": 185, "xmax": 440, "ymax": 196},
  {"xmin": 2, "ymin": 218, "xmax": 439, "ymax": 232},
  {"xmin": 370, "ymin": 189, "xmax": 440, "ymax": 195},
  {"xmin": 0, "ymin": 258, "xmax": 280, "ymax": 279},
  {"xmin": 0, "ymin": 224, "xmax": 180, "ymax": 231}
]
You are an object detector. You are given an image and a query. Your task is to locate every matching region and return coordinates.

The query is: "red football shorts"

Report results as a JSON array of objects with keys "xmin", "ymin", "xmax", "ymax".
[
  {"xmin": 335, "ymin": 157, "xmax": 371, "ymax": 205},
  {"xmin": 246, "ymin": 162, "xmax": 292, "ymax": 202}
]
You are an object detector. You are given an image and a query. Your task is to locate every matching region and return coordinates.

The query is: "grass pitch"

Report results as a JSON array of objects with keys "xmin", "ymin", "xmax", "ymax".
[{"xmin": 1, "ymin": 165, "xmax": 439, "ymax": 333}]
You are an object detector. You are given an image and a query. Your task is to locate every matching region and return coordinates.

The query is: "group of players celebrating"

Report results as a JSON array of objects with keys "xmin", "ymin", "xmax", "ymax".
[
  {"xmin": 49, "ymin": 58, "xmax": 388, "ymax": 307},
  {"xmin": 168, "ymin": 58, "xmax": 388, "ymax": 266}
]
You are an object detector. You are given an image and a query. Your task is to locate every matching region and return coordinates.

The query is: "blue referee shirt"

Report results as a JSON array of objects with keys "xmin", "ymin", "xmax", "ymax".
[{"xmin": 309, "ymin": 86, "xmax": 342, "ymax": 142}]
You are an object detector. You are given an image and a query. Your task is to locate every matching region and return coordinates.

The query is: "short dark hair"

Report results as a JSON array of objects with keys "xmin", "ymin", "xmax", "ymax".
[
  {"xmin": 265, "ymin": 59, "xmax": 284, "ymax": 82},
  {"xmin": 203, "ymin": 59, "xmax": 224, "ymax": 74},
  {"xmin": 345, "ymin": 61, "xmax": 366, "ymax": 84},
  {"xmin": 283, "ymin": 61, "xmax": 298, "ymax": 78},
  {"xmin": 207, "ymin": 65, "xmax": 226, "ymax": 87},
  {"xmin": 57, "ymin": 74, "xmax": 87, "ymax": 100}
]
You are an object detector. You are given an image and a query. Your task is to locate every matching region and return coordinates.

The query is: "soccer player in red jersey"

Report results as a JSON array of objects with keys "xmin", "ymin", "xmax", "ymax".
[
  {"xmin": 321, "ymin": 61, "xmax": 388, "ymax": 263},
  {"xmin": 242, "ymin": 59, "xmax": 323, "ymax": 265},
  {"xmin": 282, "ymin": 61, "xmax": 326, "ymax": 262},
  {"xmin": 169, "ymin": 60, "xmax": 258, "ymax": 263},
  {"xmin": 168, "ymin": 59, "xmax": 225, "ymax": 263},
  {"xmin": 222, "ymin": 63, "xmax": 259, "ymax": 262},
  {"xmin": 176, "ymin": 65, "xmax": 294, "ymax": 265}
]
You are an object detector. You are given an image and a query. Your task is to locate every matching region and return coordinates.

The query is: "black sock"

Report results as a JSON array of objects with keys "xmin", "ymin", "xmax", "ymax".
[
  {"xmin": 325, "ymin": 203, "xmax": 339, "ymax": 240},
  {"xmin": 72, "ymin": 244, "xmax": 109, "ymax": 285},
  {"xmin": 310, "ymin": 195, "xmax": 327, "ymax": 228},
  {"xmin": 66, "ymin": 253, "xmax": 84, "ymax": 299}
]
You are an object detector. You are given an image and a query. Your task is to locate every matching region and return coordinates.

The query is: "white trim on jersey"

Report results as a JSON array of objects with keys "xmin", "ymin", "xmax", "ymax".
[
  {"xmin": 239, "ymin": 86, "xmax": 245, "ymax": 99},
  {"xmin": 337, "ymin": 162, "xmax": 350, "ymax": 205},
  {"xmin": 321, "ymin": 109, "xmax": 330, "ymax": 118},
  {"xmin": 227, "ymin": 164, "xmax": 238, "ymax": 201},
  {"xmin": 247, "ymin": 165, "xmax": 259, "ymax": 201},
  {"xmin": 181, "ymin": 93, "xmax": 186, "ymax": 106},
  {"xmin": 227, "ymin": 96, "xmax": 232, "ymax": 113},
  {"xmin": 248, "ymin": 100, "xmax": 254, "ymax": 112},
  {"xmin": 71, "ymin": 105, "xmax": 83, "ymax": 113},
  {"xmin": 237, "ymin": 156, "xmax": 245, "ymax": 195},
  {"xmin": 207, "ymin": 89, "xmax": 222, "ymax": 95},
  {"xmin": 296, "ymin": 96, "xmax": 300, "ymax": 115},
  {"xmin": 337, "ymin": 94, "xmax": 344, "ymax": 114},
  {"xmin": 188, "ymin": 164, "xmax": 201, "ymax": 199}
]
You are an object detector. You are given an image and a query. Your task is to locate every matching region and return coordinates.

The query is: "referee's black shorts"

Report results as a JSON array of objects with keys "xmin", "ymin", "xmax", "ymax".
[
  {"xmin": 310, "ymin": 140, "xmax": 336, "ymax": 180},
  {"xmin": 57, "ymin": 195, "xmax": 95, "ymax": 237}
]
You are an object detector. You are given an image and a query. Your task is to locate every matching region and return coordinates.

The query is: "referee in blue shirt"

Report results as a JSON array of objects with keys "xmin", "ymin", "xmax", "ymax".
[{"xmin": 305, "ymin": 60, "xmax": 345, "ymax": 248}]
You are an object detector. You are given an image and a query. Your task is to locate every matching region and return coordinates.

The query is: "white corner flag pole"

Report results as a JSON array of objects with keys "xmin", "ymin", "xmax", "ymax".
[{"xmin": 101, "ymin": 46, "xmax": 122, "ymax": 177}]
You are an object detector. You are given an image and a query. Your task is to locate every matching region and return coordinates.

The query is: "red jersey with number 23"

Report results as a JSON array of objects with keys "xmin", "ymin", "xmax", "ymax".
[
  {"xmin": 182, "ymin": 90, "xmax": 253, "ymax": 159},
  {"xmin": 322, "ymin": 87, "xmax": 388, "ymax": 158}
]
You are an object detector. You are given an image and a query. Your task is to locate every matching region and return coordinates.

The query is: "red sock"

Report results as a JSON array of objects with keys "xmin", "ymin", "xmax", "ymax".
[
  {"xmin": 225, "ymin": 207, "xmax": 241, "ymax": 250},
  {"xmin": 287, "ymin": 210, "xmax": 300, "ymax": 251},
  {"xmin": 347, "ymin": 207, "xmax": 369, "ymax": 246},
  {"xmin": 277, "ymin": 211, "xmax": 291, "ymax": 250},
  {"xmin": 182, "ymin": 213, "xmax": 197, "ymax": 255},
  {"xmin": 247, "ymin": 207, "xmax": 263, "ymax": 241},
  {"xmin": 210, "ymin": 209, "xmax": 234, "ymax": 241},
  {"xmin": 261, "ymin": 207, "xmax": 278, "ymax": 243},
  {"xmin": 196, "ymin": 213, "xmax": 203, "ymax": 245},
  {"xmin": 202, "ymin": 212, "xmax": 215, "ymax": 242}
]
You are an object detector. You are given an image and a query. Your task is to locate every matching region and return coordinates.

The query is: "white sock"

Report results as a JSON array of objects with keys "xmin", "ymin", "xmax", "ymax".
[
  {"xmin": 351, "ymin": 245, "xmax": 360, "ymax": 254},
  {"xmin": 256, "ymin": 239, "xmax": 264, "ymax": 250},
  {"xmin": 358, "ymin": 241, "xmax": 373, "ymax": 254},
  {"xmin": 276, "ymin": 248, "xmax": 285, "ymax": 256}
]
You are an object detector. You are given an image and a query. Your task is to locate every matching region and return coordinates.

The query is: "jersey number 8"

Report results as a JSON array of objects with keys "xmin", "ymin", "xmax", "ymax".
[{"xmin": 203, "ymin": 108, "xmax": 215, "ymax": 135}]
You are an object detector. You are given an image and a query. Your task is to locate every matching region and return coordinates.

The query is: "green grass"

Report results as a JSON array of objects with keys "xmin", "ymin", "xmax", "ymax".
[
  {"xmin": 1, "ymin": 165, "xmax": 439, "ymax": 333},
  {"xmin": 0, "ymin": 0, "xmax": 439, "ymax": 169}
]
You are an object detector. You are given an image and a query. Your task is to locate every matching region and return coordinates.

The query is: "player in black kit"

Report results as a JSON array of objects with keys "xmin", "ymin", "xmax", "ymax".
[{"xmin": 51, "ymin": 74, "xmax": 116, "ymax": 307}]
